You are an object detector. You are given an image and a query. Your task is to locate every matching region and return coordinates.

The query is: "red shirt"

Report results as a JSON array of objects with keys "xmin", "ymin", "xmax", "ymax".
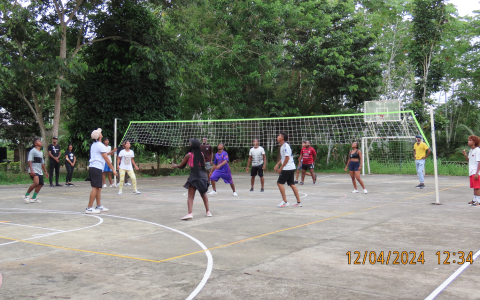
[{"xmin": 301, "ymin": 147, "xmax": 316, "ymax": 164}]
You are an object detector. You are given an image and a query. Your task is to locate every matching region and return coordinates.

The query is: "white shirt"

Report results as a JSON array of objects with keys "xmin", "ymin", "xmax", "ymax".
[
  {"xmin": 249, "ymin": 146, "xmax": 265, "ymax": 167},
  {"xmin": 280, "ymin": 142, "xmax": 296, "ymax": 171},
  {"xmin": 119, "ymin": 149, "xmax": 135, "ymax": 170},
  {"xmin": 89, "ymin": 141, "xmax": 107, "ymax": 170},
  {"xmin": 468, "ymin": 147, "xmax": 480, "ymax": 176},
  {"xmin": 105, "ymin": 145, "xmax": 112, "ymax": 162}
]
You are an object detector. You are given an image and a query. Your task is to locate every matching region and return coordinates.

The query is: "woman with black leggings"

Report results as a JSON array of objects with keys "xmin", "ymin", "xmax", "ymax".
[{"xmin": 65, "ymin": 144, "xmax": 76, "ymax": 186}]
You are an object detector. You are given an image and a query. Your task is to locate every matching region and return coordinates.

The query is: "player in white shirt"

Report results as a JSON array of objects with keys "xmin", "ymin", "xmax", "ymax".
[
  {"xmin": 86, "ymin": 128, "xmax": 117, "ymax": 214},
  {"xmin": 246, "ymin": 139, "xmax": 266, "ymax": 192},
  {"xmin": 462, "ymin": 135, "xmax": 480, "ymax": 205},
  {"xmin": 117, "ymin": 141, "xmax": 141, "ymax": 195},
  {"xmin": 274, "ymin": 132, "xmax": 302, "ymax": 208}
]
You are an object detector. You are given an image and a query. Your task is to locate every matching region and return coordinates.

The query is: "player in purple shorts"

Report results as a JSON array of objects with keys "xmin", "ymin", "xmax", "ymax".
[{"xmin": 208, "ymin": 143, "xmax": 238, "ymax": 196}]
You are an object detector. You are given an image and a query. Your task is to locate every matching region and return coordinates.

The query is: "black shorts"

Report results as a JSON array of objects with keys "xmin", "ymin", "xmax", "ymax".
[
  {"xmin": 349, "ymin": 161, "xmax": 360, "ymax": 171},
  {"xmin": 301, "ymin": 163, "xmax": 314, "ymax": 170},
  {"xmin": 277, "ymin": 170, "xmax": 296, "ymax": 186},
  {"xmin": 89, "ymin": 167, "xmax": 103, "ymax": 188},
  {"xmin": 30, "ymin": 173, "xmax": 44, "ymax": 186},
  {"xmin": 251, "ymin": 165, "xmax": 264, "ymax": 177}
]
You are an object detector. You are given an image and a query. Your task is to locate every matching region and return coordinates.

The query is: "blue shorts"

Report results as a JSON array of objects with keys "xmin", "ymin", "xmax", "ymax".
[
  {"xmin": 348, "ymin": 161, "xmax": 360, "ymax": 171},
  {"xmin": 104, "ymin": 164, "xmax": 112, "ymax": 172},
  {"xmin": 210, "ymin": 170, "xmax": 233, "ymax": 184}
]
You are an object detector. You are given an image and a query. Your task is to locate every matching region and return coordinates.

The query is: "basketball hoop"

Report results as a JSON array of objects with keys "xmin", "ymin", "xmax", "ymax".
[{"xmin": 377, "ymin": 114, "xmax": 385, "ymax": 125}]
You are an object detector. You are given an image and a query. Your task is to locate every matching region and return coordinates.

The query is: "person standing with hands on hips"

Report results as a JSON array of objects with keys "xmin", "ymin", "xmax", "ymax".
[
  {"xmin": 48, "ymin": 136, "xmax": 62, "ymax": 187},
  {"xmin": 413, "ymin": 135, "xmax": 431, "ymax": 189},
  {"xmin": 463, "ymin": 135, "xmax": 480, "ymax": 206}
]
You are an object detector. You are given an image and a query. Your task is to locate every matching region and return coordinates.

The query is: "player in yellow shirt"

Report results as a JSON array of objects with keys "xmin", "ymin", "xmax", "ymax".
[{"xmin": 413, "ymin": 135, "xmax": 431, "ymax": 189}]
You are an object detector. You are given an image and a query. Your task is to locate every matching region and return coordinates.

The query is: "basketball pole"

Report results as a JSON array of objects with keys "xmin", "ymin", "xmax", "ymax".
[{"xmin": 430, "ymin": 106, "xmax": 440, "ymax": 204}]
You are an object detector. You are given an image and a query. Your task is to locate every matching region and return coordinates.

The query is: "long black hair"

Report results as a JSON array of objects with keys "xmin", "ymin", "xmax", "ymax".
[{"xmin": 189, "ymin": 138, "xmax": 205, "ymax": 174}]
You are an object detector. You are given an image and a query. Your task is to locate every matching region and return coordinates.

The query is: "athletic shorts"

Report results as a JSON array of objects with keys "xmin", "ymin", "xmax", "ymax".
[
  {"xmin": 210, "ymin": 170, "xmax": 233, "ymax": 184},
  {"xmin": 205, "ymin": 162, "xmax": 213, "ymax": 171},
  {"xmin": 277, "ymin": 170, "xmax": 295, "ymax": 186},
  {"xmin": 103, "ymin": 163, "xmax": 112, "ymax": 172},
  {"xmin": 251, "ymin": 164, "xmax": 264, "ymax": 177},
  {"xmin": 30, "ymin": 173, "xmax": 44, "ymax": 186},
  {"xmin": 349, "ymin": 161, "xmax": 360, "ymax": 171},
  {"xmin": 470, "ymin": 175, "xmax": 480, "ymax": 189},
  {"xmin": 89, "ymin": 167, "xmax": 103, "ymax": 188},
  {"xmin": 301, "ymin": 163, "xmax": 314, "ymax": 171}
]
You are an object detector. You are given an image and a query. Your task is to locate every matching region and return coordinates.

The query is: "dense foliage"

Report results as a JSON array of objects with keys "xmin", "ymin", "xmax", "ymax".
[{"xmin": 1, "ymin": 0, "xmax": 480, "ymax": 162}]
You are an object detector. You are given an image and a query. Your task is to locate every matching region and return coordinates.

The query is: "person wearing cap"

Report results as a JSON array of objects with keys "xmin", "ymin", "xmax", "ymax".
[
  {"xmin": 413, "ymin": 135, "xmax": 431, "ymax": 189},
  {"xmin": 48, "ymin": 136, "xmax": 62, "ymax": 187},
  {"xmin": 86, "ymin": 128, "xmax": 117, "ymax": 214}
]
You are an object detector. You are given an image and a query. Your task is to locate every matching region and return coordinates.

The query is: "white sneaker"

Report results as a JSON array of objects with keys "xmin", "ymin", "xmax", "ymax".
[
  {"xmin": 85, "ymin": 207, "xmax": 100, "ymax": 214},
  {"xmin": 233, "ymin": 192, "xmax": 238, "ymax": 197},
  {"xmin": 118, "ymin": 192, "xmax": 122, "ymax": 195},
  {"xmin": 30, "ymin": 198, "xmax": 41, "ymax": 203},
  {"xmin": 181, "ymin": 213, "xmax": 193, "ymax": 220},
  {"xmin": 125, "ymin": 182, "xmax": 132, "ymax": 186},
  {"xmin": 24, "ymin": 195, "xmax": 30, "ymax": 203},
  {"xmin": 110, "ymin": 184, "xmax": 115, "ymax": 188},
  {"xmin": 364, "ymin": 189, "xmax": 368, "ymax": 194},
  {"xmin": 208, "ymin": 191, "xmax": 217, "ymax": 195},
  {"xmin": 277, "ymin": 201, "xmax": 289, "ymax": 208},
  {"xmin": 206, "ymin": 211, "xmax": 213, "ymax": 217},
  {"xmin": 96, "ymin": 205, "xmax": 109, "ymax": 212},
  {"xmin": 352, "ymin": 190, "xmax": 359, "ymax": 193},
  {"xmin": 102, "ymin": 184, "xmax": 107, "ymax": 188},
  {"xmin": 133, "ymin": 190, "xmax": 141, "ymax": 195}
]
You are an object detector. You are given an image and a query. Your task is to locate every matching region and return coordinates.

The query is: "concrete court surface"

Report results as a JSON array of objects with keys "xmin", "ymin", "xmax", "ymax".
[{"xmin": 0, "ymin": 172, "xmax": 479, "ymax": 300}]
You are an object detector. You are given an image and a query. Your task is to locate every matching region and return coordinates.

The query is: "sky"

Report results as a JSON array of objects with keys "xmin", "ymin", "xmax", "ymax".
[{"xmin": 447, "ymin": 0, "xmax": 480, "ymax": 17}]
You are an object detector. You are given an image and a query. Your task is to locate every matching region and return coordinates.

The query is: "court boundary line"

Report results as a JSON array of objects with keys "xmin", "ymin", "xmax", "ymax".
[
  {"xmin": 424, "ymin": 249, "xmax": 480, "ymax": 300},
  {"xmin": 0, "ymin": 209, "xmax": 212, "ymax": 300}
]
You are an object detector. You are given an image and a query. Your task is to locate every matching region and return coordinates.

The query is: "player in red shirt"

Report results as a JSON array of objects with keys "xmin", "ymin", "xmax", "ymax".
[{"xmin": 298, "ymin": 140, "xmax": 317, "ymax": 185}]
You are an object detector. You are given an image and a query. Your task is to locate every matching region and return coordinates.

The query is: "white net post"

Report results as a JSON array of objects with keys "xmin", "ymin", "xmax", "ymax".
[{"xmin": 430, "ymin": 106, "xmax": 440, "ymax": 204}]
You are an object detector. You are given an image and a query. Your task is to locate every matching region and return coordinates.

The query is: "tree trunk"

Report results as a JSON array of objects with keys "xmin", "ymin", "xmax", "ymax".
[{"xmin": 53, "ymin": 26, "xmax": 68, "ymax": 138}]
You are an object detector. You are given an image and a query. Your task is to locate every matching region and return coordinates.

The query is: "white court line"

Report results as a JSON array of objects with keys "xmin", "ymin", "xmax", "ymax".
[
  {"xmin": 424, "ymin": 249, "xmax": 480, "ymax": 300},
  {"xmin": 0, "ymin": 222, "xmax": 66, "ymax": 232},
  {"xmin": 0, "ymin": 208, "xmax": 212, "ymax": 300},
  {"xmin": 0, "ymin": 211, "xmax": 103, "ymax": 247}
]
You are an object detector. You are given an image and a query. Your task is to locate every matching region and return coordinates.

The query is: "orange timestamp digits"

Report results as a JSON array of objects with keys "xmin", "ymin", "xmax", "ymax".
[
  {"xmin": 346, "ymin": 251, "xmax": 426, "ymax": 265},
  {"xmin": 435, "ymin": 251, "xmax": 474, "ymax": 265}
]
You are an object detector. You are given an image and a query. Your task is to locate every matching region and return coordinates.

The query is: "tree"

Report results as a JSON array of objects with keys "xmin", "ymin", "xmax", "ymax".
[
  {"xmin": 66, "ymin": 0, "xmax": 185, "ymax": 157},
  {"xmin": 0, "ymin": 0, "xmax": 131, "ymax": 145},
  {"xmin": 174, "ymin": 0, "xmax": 383, "ymax": 119},
  {"xmin": 0, "ymin": 86, "xmax": 42, "ymax": 171},
  {"xmin": 409, "ymin": 0, "xmax": 450, "ymax": 105}
]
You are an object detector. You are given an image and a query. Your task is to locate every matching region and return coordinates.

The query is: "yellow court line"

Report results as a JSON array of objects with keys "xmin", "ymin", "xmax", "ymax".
[
  {"xmin": 0, "ymin": 221, "xmax": 10, "ymax": 223},
  {"xmin": 0, "ymin": 236, "xmax": 161, "ymax": 263},
  {"xmin": 0, "ymin": 184, "xmax": 463, "ymax": 264}
]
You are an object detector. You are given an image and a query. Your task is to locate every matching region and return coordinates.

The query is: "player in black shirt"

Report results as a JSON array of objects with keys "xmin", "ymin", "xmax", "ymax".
[{"xmin": 48, "ymin": 136, "xmax": 62, "ymax": 187}]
